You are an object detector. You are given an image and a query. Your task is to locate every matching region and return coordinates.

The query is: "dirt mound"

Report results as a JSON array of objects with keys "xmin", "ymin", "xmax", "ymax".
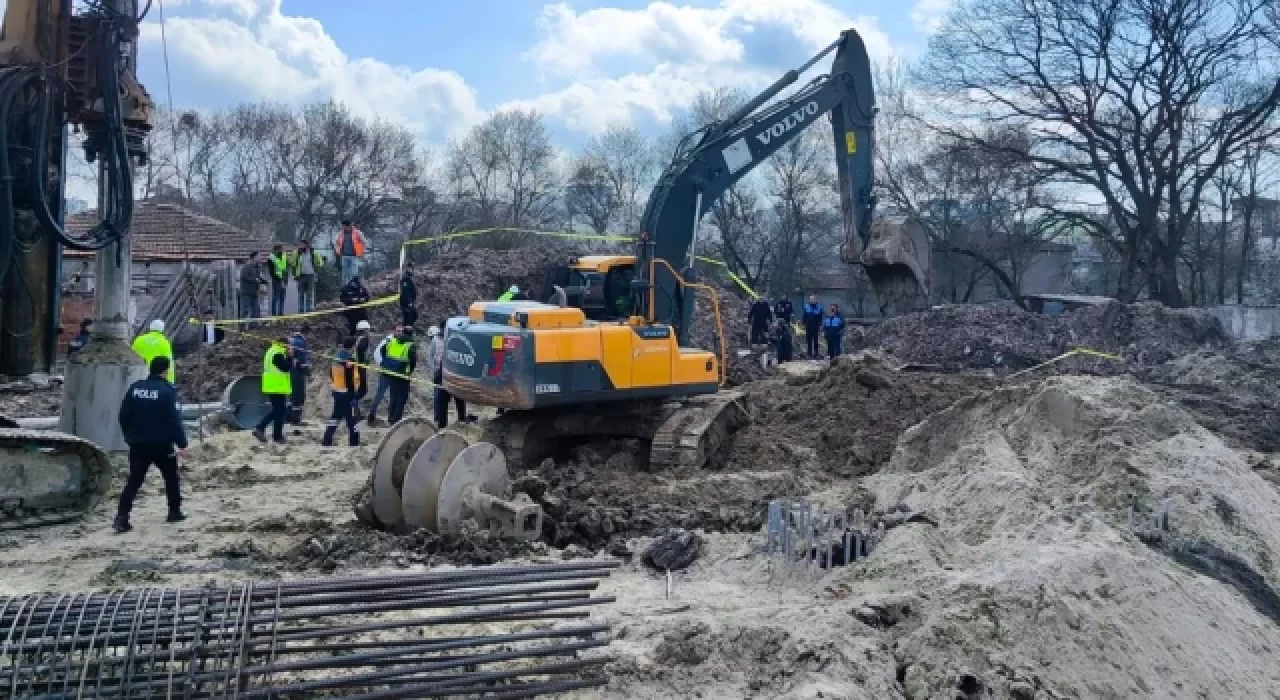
[
  {"xmin": 856, "ymin": 376, "xmax": 1280, "ymax": 699},
  {"xmin": 853, "ymin": 301, "xmax": 1233, "ymax": 373},
  {"xmin": 1138, "ymin": 350, "xmax": 1280, "ymax": 452},
  {"xmin": 509, "ymin": 440, "xmax": 794, "ymax": 551},
  {"xmin": 730, "ymin": 352, "xmax": 996, "ymax": 478}
]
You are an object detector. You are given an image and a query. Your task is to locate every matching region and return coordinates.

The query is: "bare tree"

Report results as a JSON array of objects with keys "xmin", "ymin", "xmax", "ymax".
[
  {"xmin": 564, "ymin": 160, "xmax": 617, "ymax": 234},
  {"xmin": 920, "ymin": 0, "xmax": 1280, "ymax": 306},
  {"xmin": 764, "ymin": 127, "xmax": 837, "ymax": 296},
  {"xmin": 447, "ymin": 109, "xmax": 559, "ymax": 231},
  {"xmin": 577, "ymin": 125, "xmax": 657, "ymax": 232}
]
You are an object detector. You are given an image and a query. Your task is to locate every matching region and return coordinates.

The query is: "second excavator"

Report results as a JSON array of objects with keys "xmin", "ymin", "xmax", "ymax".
[{"xmin": 437, "ymin": 29, "xmax": 930, "ymax": 475}]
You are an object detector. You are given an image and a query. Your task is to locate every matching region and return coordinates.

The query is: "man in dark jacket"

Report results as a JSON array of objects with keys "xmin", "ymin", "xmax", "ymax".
[
  {"xmin": 771, "ymin": 319, "xmax": 794, "ymax": 364},
  {"xmin": 399, "ymin": 263, "xmax": 419, "ymax": 328},
  {"xmin": 340, "ymin": 277, "xmax": 371, "ymax": 336},
  {"xmin": 822, "ymin": 303, "xmax": 846, "ymax": 360},
  {"xmin": 773, "ymin": 297, "xmax": 794, "ymax": 325},
  {"xmin": 747, "ymin": 297, "xmax": 773, "ymax": 345},
  {"xmin": 352, "ymin": 320, "xmax": 371, "ymax": 420},
  {"xmin": 287, "ymin": 331, "xmax": 309, "ymax": 424},
  {"xmin": 114, "ymin": 356, "xmax": 187, "ymax": 533},
  {"xmin": 801, "ymin": 294, "xmax": 823, "ymax": 358},
  {"xmin": 383, "ymin": 327, "xmax": 418, "ymax": 423},
  {"xmin": 239, "ymin": 253, "xmax": 265, "ymax": 327},
  {"xmin": 68, "ymin": 319, "xmax": 92, "ymax": 356}
]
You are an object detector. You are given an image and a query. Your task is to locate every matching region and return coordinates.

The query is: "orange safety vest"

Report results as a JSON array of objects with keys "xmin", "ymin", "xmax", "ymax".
[
  {"xmin": 330, "ymin": 358, "xmax": 362, "ymax": 393},
  {"xmin": 336, "ymin": 228, "xmax": 366, "ymax": 257}
]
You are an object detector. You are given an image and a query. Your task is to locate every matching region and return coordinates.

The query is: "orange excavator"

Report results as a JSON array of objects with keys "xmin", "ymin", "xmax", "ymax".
[{"xmin": 441, "ymin": 29, "xmax": 931, "ymax": 472}]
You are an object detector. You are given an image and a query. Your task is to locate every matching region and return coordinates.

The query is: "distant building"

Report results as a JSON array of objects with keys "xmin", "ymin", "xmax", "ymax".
[{"xmin": 59, "ymin": 201, "xmax": 269, "ymax": 350}]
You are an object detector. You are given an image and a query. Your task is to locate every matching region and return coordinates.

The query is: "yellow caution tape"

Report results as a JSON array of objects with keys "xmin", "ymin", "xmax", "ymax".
[
  {"xmin": 207, "ymin": 294, "xmax": 401, "ymax": 326},
  {"xmin": 403, "ymin": 226, "xmax": 635, "ymax": 247},
  {"xmin": 695, "ymin": 256, "xmax": 760, "ymax": 299},
  {"xmin": 1004, "ymin": 347, "xmax": 1125, "ymax": 380},
  {"xmin": 188, "ymin": 318, "xmax": 439, "ymax": 388}
]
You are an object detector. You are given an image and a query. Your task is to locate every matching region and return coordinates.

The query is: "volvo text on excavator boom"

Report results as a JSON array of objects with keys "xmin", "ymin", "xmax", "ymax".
[{"xmin": 427, "ymin": 29, "xmax": 930, "ymax": 490}]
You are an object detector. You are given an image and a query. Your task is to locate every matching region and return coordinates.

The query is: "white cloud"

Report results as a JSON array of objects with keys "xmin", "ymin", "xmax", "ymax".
[
  {"xmin": 910, "ymin": 0, "xmax": 953, "ymax": 35},
  {"xmin": 138, "ymin": 0, "xmax": 482, "ymax": 142},
  {"xmin": 511, "ymin": 0, "xmax": 898, "ymax": 133},
  {"xmin": 123, "ymin": 0, "xmax": 903, "ymax": 142}
]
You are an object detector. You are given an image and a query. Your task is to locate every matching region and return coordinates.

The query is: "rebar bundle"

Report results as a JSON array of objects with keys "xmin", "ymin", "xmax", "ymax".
[
  {"xmin": 765, "ymin": 499, "xmax": 885, "ymax": 578},
  {"xmin": 0, "ymin": 560, "xmax": 620, "ymax": 698}
]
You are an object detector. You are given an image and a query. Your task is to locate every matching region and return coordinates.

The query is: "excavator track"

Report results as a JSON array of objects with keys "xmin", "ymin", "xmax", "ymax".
[
  {"xmin": 649, "ymin": 390, "xmax": 748, "ymax": 469},
  {"xmin": 0, "ymin": 421, "xmax": 113, "ymax": 531},
  {"xmin": 477, "ymin": 391, "xmax": 750, "ymax": 471}
]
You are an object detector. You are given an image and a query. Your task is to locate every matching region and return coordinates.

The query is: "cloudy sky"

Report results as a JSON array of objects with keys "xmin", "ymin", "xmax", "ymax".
[
  {"xmin": 4, "ymin": 0, "xmax": 950, "ymax": 145},
  {"xmin": 105, "ymin": 0, "xmax": 947, "ymax": 145}
]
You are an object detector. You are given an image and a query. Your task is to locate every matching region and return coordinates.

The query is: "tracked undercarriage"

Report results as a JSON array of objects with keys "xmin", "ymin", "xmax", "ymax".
[
  {"xmin": 0, "ymin": 416, "xmax": 113, "ymax": 530},
  {"xmin": 476, "ymin": 390, "xmax": 750, "ymax": 471}
]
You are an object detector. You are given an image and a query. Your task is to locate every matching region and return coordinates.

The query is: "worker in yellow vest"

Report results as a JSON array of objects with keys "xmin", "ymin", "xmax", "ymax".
[
  {"xmin": 132, "ymin": 320, "xmax": 175, "ymax": 384},
  {"xmin": 322, "ymin": 337, "xmax": 362, "ymax": 447},
  {"xmin": 383, "ymin": 327, "xmax": 417, "ymax": 423},
  {"xmin": 266, "ymin": 243, "xmax": 289, "ymax": 317},
  {"xmin": 252, "ymin": 338, "xmax": 294, "ymax": 444}
]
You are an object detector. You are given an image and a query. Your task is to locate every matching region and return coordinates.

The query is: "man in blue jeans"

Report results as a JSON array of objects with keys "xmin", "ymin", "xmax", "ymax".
[{"xmin": 365, "ymin": 324, "xmax": 398, "ymax": 426}]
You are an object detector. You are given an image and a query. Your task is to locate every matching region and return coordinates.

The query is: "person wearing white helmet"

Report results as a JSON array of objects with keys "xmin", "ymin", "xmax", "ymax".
[
  {"xmin": 352, "ymin": 320, "xmax": 372, "ymax": 419},
  {"xmin": 497, "ymin": 284, "xmax": 519, "ymax": 302},
  {"xmin": 365, "ymin": 322, "xmax": 397, "ymax": 426},
  {"xmin": 132, "ymin": 320, "xmax": 175, "ymax": 383}
]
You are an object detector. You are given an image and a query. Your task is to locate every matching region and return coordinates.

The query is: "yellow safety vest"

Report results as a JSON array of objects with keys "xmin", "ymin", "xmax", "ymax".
[
  {"xmin": 262, "ymin": 344, "xmax": 292, "ymax": 395},
  {"xmin": 268, "ymin": 253, "xmax": 288, "ymax": 280},
  {"xmin": 131, "ymin": 330, "xmax": 175, "ymax": 383},
  {"xmin": 330, "ymin": 358, "xmax": 361, "ymax": 392},
  {"xmin": 287, "ymin": 249, "xmax": 324, "ymax": 277},
  {"xmin": 386, "ymin": 338, "xmax": 412, "ymax": 361},
  {"xmin": 497, "ymin": 291, "xmax": 515, "ymax": 301}
]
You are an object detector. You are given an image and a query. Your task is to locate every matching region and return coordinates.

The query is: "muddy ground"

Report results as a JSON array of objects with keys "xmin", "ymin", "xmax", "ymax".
[{"xmin": 1, "ymin": 297, "xmax": 1277, "ymax": 697}]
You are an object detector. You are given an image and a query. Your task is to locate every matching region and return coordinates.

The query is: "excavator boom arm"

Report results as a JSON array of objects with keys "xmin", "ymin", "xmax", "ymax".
[{"xmin": 636, "ymin": 28, "xmax": 927, "ymax": 341}]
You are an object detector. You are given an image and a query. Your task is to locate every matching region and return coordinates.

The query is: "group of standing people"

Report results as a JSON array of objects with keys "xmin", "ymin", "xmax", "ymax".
[
  {"xmin": 748, "ymin": 293, "xmax": 847, "ymax": 361},
  {"xmin": 237, "ymin": 220, "xmax": 370, "ymax": 324}
]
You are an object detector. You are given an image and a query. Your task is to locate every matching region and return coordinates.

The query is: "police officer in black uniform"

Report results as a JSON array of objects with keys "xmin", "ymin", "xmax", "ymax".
[{"xmin": 114, "ymin": 356, "xmax": 188, "ymax": 533}]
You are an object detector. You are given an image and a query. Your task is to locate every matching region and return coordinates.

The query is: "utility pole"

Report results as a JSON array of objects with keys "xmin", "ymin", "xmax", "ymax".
[{"xmin": 58, "ymin": 0, "xmax": 146, "ymax": 451}]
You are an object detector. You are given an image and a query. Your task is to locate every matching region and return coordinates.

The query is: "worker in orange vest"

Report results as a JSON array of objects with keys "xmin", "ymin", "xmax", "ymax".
[{"xmin": 335, "ymin": 219, "xmax": 367, "ymax": 285}]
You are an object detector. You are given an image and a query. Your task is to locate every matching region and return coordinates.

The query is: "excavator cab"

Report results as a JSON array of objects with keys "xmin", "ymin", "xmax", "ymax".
[{"xmin": 544, "ymin": 256, "xmax": 637, "ymax": 321}]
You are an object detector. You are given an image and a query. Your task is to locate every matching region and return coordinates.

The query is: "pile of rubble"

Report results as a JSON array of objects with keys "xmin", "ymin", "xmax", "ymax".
[
  {"xmin": 853, "ymin": 301, "xmax": 1233, "ymax": 372},
  {"xmin": 730, "ymin": 352, "xmax": 996, "ymax": 477}
]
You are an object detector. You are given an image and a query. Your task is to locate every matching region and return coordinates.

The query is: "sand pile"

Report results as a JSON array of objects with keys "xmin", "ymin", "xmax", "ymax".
[
  {"xmin": 852, "ymin": 376, "xmax": 1280, "ymax": 699},
  {"xmin": 854, "ymin": 301, "xmax": 1233, "ymax": 372},
  {"xmin": 729, "ymin": 352, "xmax": 995, "ymax": 478}
]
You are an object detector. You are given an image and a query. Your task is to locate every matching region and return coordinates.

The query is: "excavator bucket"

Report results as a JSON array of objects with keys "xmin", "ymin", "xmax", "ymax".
[
  {"xmin": 0, "ymin": 417, "xmax": 113, "ymax": 530},
  {"xmin": 860, "ymin": 217, "xmax": 932, "ymax": 317}
]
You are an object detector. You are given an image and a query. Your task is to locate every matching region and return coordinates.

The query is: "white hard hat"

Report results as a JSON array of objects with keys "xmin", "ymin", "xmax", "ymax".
[
  {"xmin": 149, "ymin": 320, "xmax": 165, "ymax": 333},
  {"xmin": 356, "ymin": 320, "xmax": 371, "ymax": 330},
  {"xmin": 508, "ymin": 284, "xmax": 519, "ymax": 293},
  {"xmin": 427, "ymin": 326, "xmax": 440, "ymax": 337}
]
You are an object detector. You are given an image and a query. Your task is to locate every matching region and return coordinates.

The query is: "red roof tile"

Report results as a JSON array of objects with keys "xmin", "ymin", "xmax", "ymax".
[{"xmin": 64, "ymin": 201, "xmax": 270, "ymax": 261}]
